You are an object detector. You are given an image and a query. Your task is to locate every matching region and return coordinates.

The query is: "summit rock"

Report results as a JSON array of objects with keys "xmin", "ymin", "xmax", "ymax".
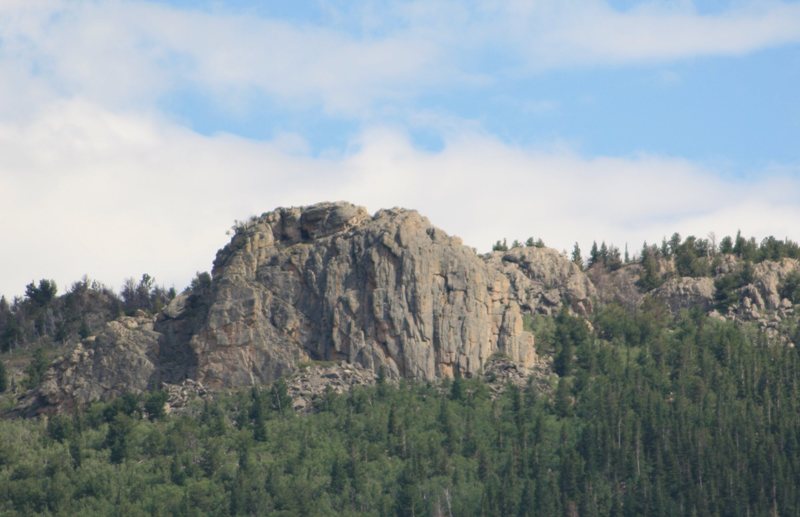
[{"xmin": 22, "ymin": 202, "xmax": 597, "ymax": 411}]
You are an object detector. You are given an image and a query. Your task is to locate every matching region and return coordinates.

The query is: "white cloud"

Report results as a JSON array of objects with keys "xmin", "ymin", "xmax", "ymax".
[
  {"xmin": 0, "ymin": 1, "xmax": 449, "ymax": 117},
  {"xmin": 2, "ymin": 101, "xmax": 798, "ymax": 297},
  {"xmin": 2, "ymin": 1, "xmax": 799, "ymax": 118},
  {"xmin": 1, "ymin": 1, "xmax": 799, "ymax": 297},
  {"xmin": 525, "ymin": 1, "xmax": 800, "ymax": 66}
]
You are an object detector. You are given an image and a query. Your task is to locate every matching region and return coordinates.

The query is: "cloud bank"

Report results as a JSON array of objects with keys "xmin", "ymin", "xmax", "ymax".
[
  {"xmin": 2, "ymin": 100, "xmax": 798, "ymax": 296},
  {"xmin": 1, "ymin": 1, "xmax": 799, "ymax": 295},
  {"xmin": 3, "ymin": 1, "xmax": 800, "ymax": 116}
]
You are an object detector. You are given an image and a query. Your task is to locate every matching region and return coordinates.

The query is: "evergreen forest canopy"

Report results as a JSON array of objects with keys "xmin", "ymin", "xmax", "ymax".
[
  {"xmin": 0, "ymin": 307, "xmax": 798, "ymax": 515},
  {"xmin": 1, "ymin": 230, "xmax": 800, "ymax": 515}
]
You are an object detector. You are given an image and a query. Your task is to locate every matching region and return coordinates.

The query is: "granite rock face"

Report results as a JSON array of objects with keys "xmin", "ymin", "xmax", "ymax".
[
  {"xmin": 751, "ymin": 259, "xmax": 800, "ymax": 311},
  {"xmin": 587, "ymin": 265, "xmax": 644, "ymax": 310},
  {"xmin": 650, "ymin": 277, "xmax": 716, "ymax": 313},
  {"xmin": 15, "ymin": 202, "xmax": 800, "ymax": 415},
  {"xmin": 16, "ymin": 314, "xmax": 161, "ymax": 414},
  {"xmin": 487, "ymin": 247, "xmax": 596, "ymax": 316},
  {"xmin": 26, "ymin": 202, "xmax": 600, "ymax": 412},
  {"xmin": 190, "ymin": 202, "xmax": 539, "ymax": 386}
]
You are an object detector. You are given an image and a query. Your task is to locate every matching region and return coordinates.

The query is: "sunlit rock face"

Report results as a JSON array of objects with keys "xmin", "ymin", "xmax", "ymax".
[
  {"xmin": 21, "ymin": 201, "xmax": 611, "ymax": 412},
  {"xmin": 191, "ymin": 202, "xmax": 540, "ymax": 387}
]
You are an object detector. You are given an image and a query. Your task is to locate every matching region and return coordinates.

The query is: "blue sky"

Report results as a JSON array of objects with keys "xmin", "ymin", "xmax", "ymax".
[
  {"xmin": 1, "ymin": 0, "xmax": 800, "ymax": 296},
  {"xmin": 156, "ymin": 1, "xmax": 800, "ymax": 172}
]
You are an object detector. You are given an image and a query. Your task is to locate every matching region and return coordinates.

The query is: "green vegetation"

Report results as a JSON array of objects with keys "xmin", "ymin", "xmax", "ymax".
[
  {"xmin": 0, "ymin": 275, "xmax": 176, "ymax": 355},
  {"xmin": 0, "ymin": 359, "xmax": 7, "ymax": 393},
  {"xmin": 571, "ymin": 243, "xmax": 583, "ymax": 269},
  {"xmin": 781, "ymin": 270, "xmax": 800, "ymax": 304},
  {"xmin": 1, "ymin": 228, "xmax": 799, "ymax": 515},
  {"xmin": 629, "ymin": 232, "xmax": 798, "ymax": 292},
  {"xmin": 22, "ymin": 348, "xmax": 49, "ymax": 390},
  {"xmin": 714, "ymin": 263, "xmax": 754, "ymax": 311},
  {"xmin": 588, "ymin": 241, "xmax": 623, "ymax": 271},
  {"xmin": 493, "ymin": 237, "xmax": 545, "ymax": 252},
  {"xmin": 1, "ymin": 305, "xmax": 799, "ymax": 516}
]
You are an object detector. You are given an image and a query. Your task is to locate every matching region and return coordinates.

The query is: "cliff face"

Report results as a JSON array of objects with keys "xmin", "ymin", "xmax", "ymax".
[
  {"xmin": 19, "ymin": 202, "xmax": 800, "ymax": 414},
  {"xmin": 189, "ymin": 202, "xmax": 539, "ymax": 386},
  {"xmin": 31, "ymin": 315, "xmax": 160, "ymax": 412},
  {"xmin": 23, "ymin": 202, "xmax": 594, "ymax": 411}
]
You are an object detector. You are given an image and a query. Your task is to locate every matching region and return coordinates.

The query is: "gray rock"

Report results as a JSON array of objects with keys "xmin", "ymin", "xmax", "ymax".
[
  {"xmin": 286, "ymin": 361, "xmax": 377, "ymax": 412},
  {"xmin": 24, "ymin": 202, "xmax": 575, "ymax": 413},
  {"xmin": 587, "ymin": 264, "xmax": 644, "ymax": 310},
  {"xmin": 752, "ymin": 259, "xmax": 800, "ymax": 310},
  {"xmin": 487, "ymin": 247, "xmax": 596, "ymax": 316},
  {"xmin": 20, "ymin": 203, "xmax": 800, "ymax": 417},
  {"xmin": 649, "ymin": 277, "xmax": 715, "ymax": 313},
  {"xmin": 192, "ymin": 203, "xmax": 539, "ymax": 387},
  {"xmin": 15, "ymin": 314, "xmax": 161, "ymax": 414}
]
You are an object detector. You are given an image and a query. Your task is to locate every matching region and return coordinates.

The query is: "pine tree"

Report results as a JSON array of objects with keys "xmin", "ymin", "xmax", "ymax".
[
  {"xmin": 668, "ymin": 233, "xmax": 681, "ymax": 256},
  {"xmin": 638, "ymin": 246, "xmax": 662, "ymax": 291},
  {"xmin": 23, "ymin": 347, "xmax": 48, "ymax": 389},
  {"xmin": 571, "ymin": 243, "xmax": 583, "ymax": 269},
  {"xmin": 144, "ymin": 390, "xmax": 168, "ymax": 421},
  {"xmin": 493, "ymin": 239, "xmax": 509, "ymax": 252},
  {"xmin": 719, "ymin": 235, "xmax": 733, "ymax": 254},
  {"xmin": 606, "ymin": 245, "xmax": 622, "ymax": 271},
  {"xmin": 589, "ymin": 242, "xmax": 600, "ymax": 267},
  {"xmin": 270, "ymin": 378, "xmax": 292, "ymax": 415},
  {"xmin": 250, "ymin": 387, "xmax": 267, "ymax": 441}
]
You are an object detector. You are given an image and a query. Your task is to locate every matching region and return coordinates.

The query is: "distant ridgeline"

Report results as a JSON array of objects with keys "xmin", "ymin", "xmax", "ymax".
[{"xmin": 1, "ymin": 203, "xmax": 800, "ymax": 515}]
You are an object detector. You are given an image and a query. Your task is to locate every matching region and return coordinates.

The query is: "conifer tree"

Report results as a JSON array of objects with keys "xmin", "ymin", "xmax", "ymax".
[
  {"xmin": 571, "ymin": 243, "xmax": 583, "ymax": 269},
  {"xmin": 589, "ymin": 241, "xmax": 600, "ymax": 267}
]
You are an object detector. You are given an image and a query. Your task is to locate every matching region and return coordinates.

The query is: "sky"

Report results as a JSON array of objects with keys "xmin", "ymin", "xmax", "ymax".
[{"xmin": 1, "ymin": 0, "xmax": 799, "ymax": 297}]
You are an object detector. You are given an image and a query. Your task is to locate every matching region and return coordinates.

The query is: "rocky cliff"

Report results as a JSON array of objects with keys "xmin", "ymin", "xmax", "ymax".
[
  {"xmin": 17, "ymin": 202, "xmax": 800, "ymax": 414},
  {"xmin": 191, "ymin": 202, "xmax": 544, "ymax": 386},
  {"xmin": 20, "ymin": 202, "xmax": 596, "ymax": 412}
]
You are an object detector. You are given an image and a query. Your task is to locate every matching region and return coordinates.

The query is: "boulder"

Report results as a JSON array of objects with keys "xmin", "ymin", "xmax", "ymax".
[{"xmin": 650, "ymin": 277, "xmax": 715, "ymax": 314}]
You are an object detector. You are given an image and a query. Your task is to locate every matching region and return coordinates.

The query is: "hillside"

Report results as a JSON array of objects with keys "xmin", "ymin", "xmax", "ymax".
[
  {"xmin": 1, "ymin": 202, "xmax": 800, "ymax": 515},
  {"xmin": 1, "ymin": 202, "xmax": 799, "ymax": 415}
]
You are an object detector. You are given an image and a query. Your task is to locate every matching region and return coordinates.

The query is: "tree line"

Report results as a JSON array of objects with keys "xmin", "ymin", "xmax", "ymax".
[
  {"xmin": 0, "ymin": 274, "xmax": 177, "ymax": 355},
  {"xmin": 1, "ymin": 302, "xmax": 799, "ymax": 515}
]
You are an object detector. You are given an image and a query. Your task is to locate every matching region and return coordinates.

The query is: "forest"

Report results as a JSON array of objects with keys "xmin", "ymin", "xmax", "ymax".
[
  {"xmin": 1, "ymin": 303, "xmax": 798, "ymax": 516},
  {"xmin": 1, "ymin": 231, "xmax": 800, "ymax": 515}
]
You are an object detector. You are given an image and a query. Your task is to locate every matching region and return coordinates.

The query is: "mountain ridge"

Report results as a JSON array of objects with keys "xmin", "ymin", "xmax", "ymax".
[{"xmin": 8, "ymin": 201, "xmax": 800, "ymax": 415}]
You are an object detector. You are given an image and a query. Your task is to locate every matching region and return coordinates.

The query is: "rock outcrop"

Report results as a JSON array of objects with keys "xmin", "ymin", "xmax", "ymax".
[
  {"xmin": 189, "ymin": 202, "xmax": 537, "ymax": 386},
  {"xmin": 751, "ymin": 259, "xmax": 799, "ymax": 311},
  {"xmin": 23, "ymin": 201, "xmax": 796, "ymax": 415},
  {"xmin": 487, "ymin": 247, "xmax": 595, "ymax": 316},
  {"xmin": 649, "ymin": 277, "xmax": 716, "ymax": 314},
  {"xmin": 286, "ymin": 361, "xmax": 378, "ymax": 413},
  {"xmin": 587, "ymin": 265, "xmax": 644, "ymax": 310},
  {"xmin": 25, "ymin": 202, "xmax": 600, "ymax": 412},
  {"xmin": 16, "ymin": 313, "xmax": 161, "ymax": 414}
]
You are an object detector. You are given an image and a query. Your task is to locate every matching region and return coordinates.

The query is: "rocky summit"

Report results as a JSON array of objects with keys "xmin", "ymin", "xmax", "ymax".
[
  {"xmin": 16, "ymin": 202, "xmax": 800, "ymax": 415},
  {"xmin": 19, "ymin": 202, "xmax": 593, "ymax": 413}
]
